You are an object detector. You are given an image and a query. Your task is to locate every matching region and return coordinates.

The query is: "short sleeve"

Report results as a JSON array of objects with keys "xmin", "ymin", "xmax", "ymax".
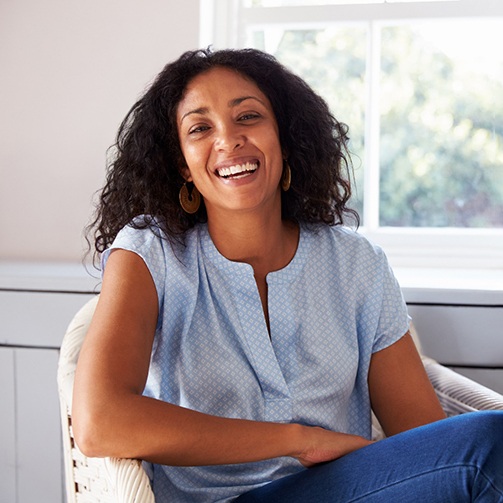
[
  {"xmin": 101, "ymin": 223, "xmax": 167, "ymax": 314},
  {"xmin": 372, "ymin": 249, "xmax": 410, "ymax": 353}
]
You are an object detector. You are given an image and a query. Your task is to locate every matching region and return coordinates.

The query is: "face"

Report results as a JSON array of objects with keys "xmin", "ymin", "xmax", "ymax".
[{"xmin": 176, "ymin": 66, "xmax": 284, "ymax": 218}]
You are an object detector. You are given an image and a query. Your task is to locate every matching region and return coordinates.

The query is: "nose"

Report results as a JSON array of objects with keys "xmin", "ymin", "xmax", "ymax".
[{"xmin": 214, "ymin": 123, "xmax": 244, "ymax": 152}]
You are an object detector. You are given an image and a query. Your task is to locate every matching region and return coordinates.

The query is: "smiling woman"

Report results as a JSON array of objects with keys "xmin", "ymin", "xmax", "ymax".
[{"xmin": 74, "ymin": 48, "xmax": 503, "ymax": 503}]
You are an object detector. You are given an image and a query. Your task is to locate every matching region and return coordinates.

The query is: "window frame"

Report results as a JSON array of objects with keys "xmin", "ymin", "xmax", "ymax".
[{"xmin": 201, "ymin": 0, "xmax": 503, "ymax": 270}]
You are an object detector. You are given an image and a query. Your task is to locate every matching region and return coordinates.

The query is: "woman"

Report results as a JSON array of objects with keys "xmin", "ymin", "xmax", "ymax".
[{"xmin": 73, "ymin": 48, "xmax": 503, "ymax": 502}]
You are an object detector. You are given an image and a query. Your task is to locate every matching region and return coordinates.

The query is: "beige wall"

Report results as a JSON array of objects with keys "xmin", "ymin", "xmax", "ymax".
[{"xmin": 0, "ymin": 0, "xmax": 200, "ymax": 262}]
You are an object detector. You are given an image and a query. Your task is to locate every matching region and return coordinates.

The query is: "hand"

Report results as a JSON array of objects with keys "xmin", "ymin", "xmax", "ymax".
[{"xmin": 295, "ymin": 426, "xmax": 374, "ymax": 468}]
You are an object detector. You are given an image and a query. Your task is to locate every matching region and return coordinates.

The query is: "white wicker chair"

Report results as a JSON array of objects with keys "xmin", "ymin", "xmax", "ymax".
[
  {"xmin": 58, "ymin": 295, "xmax": 154, "ymax": 503},
  {"xmin": 58, "ymin": 296, "xmax": 503, "ymax": 502}
]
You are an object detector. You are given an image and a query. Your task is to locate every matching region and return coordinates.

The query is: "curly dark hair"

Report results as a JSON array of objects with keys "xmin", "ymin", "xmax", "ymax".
[{"xmin": 87, "ymin": 47, "xmax": 359, "ymax": 262}]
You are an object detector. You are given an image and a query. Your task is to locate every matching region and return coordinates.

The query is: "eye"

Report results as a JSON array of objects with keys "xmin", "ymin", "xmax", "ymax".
[
  {"xmin": 238, "ymin": 112, "xmax": 261, "ymax": 122},
  {"xmin": 188, "ymin": 124, "xmax": 210, "ymax": 135}
]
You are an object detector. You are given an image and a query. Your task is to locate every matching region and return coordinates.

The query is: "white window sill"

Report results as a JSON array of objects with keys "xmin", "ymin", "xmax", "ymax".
[
  {"xmin": 395, "ymin": 267, "xmax": 503, "ymax": 305},
  {"xmin": 361, "ymin": 227, "xmax": 503, "ymax": 271}
]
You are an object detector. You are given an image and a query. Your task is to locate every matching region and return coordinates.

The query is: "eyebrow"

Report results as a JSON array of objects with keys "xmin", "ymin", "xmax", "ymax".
[
  {"xmin": 180, "ymin": 107, "xmax": 209, "ymax": 124},
  {"xmin": 229, "ymin": 95, "xmax": 266, "ymax": 107},
  {"xmin": 180, "ymin": 96, "xmax": 266, "ymax": 124}
]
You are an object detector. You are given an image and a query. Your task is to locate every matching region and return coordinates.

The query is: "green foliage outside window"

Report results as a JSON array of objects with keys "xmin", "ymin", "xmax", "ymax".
[{"xmin": 380, "ymin": 25, "xmax": 503, "ymax": 227}]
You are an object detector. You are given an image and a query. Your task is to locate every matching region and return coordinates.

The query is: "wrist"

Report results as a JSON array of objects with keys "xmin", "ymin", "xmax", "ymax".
[{"xmin": 283, "ymin": 423, "xmax": 310, "ymax": 459}]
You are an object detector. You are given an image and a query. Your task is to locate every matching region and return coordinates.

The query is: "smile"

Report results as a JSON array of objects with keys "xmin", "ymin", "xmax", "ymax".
[{"xmin": 216, "ymin": 162, "xmax": 259, "ymax": 179}]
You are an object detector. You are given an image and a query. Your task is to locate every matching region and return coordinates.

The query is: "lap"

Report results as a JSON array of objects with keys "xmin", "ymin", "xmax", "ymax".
[{"xmin": 235, "ymin": 411, "xmax": 503, "ymax": 503}]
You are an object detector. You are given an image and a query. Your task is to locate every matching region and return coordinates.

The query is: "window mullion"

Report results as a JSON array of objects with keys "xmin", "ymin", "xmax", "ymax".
[
  {"xmin": 203, "ymin": 0, "xmax": 242, "ymax": 49},
  {"xmin": 363, "ymin": 20, "xmax": 381, "ymax": 230}
]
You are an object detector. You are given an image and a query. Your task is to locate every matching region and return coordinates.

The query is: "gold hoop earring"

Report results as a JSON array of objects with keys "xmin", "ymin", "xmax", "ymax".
[
  {"xmin": 179, "ymin": 183, "xmax": 201, "ymax": 214},
  {"xmin": 281, "ymin": 161, "xmax": 291, "ymax": 192}
]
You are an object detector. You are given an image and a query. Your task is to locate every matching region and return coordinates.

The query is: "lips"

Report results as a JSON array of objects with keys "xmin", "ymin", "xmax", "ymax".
[{"xmin": 216, "ymin": 161, "xmax": 259, "ymax": 179}]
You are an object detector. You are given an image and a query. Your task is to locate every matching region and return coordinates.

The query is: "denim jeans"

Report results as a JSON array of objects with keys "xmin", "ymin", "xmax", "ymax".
[{"xmin": 235, "ymin": 411, "xmax": 503, "ymax": 502}]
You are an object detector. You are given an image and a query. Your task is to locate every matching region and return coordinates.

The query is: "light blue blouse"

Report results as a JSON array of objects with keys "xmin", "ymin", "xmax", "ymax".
[{"xmin": 103, "ymin": 221, "xmax": 410, "ymax": 502}]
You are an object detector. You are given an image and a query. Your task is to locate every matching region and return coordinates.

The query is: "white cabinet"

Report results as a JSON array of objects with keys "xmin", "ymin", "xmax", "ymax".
[
  {"xmin": 0, "ymin": 263, "xmax": 97, "ymax": 503},
  {"xmin": 0, "ymin": 290, "xmax": 97, "ymax": 347},
  {"xmin": 0, "ymin": 348, "xmax": 16, "ymax": 502},
  {"xmin": 406, "ymin": 304, "xmax": 503, "ymax": 367},
  {"xmin": 0, "ymin": 348, "xmax": 62, "ymax": 502},
  {"xmin": 17, "ymin": 349, "xmax": 61, "ymax": 500},
  {"xmin": 406, "ymin": 303, "xmax": 503, "ymax": 394},
  {"xmin": 399, "ymin": 269, "xmax": 503, "ymax": 395}
]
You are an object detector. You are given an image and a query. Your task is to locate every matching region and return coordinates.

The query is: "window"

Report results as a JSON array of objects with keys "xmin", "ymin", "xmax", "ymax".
[{"xmin": 202, "ymin": 0, "xmax": 503, "ymax": 269}]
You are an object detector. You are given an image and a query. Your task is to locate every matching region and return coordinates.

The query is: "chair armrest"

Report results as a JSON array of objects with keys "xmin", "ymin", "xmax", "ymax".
[
  {"xmin": 103, "ymin": 457, "xmax": 155, "ymax": 503},
  {"xmin": 69, "ymin": 445, "xmax": 154, "ymax": 503},
  {"xmin": 58, "ymin": 295, "xmax": 155, "ymax": 502},
  {"xmin": 422, "ymin": 356, "xmax": 503, "ymax": 415}
]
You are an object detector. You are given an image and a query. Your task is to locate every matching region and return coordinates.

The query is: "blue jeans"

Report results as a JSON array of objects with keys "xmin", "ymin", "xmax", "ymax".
[{"xmin": 235, "ymin": 411, "xmax": 503, "ymax": 502}]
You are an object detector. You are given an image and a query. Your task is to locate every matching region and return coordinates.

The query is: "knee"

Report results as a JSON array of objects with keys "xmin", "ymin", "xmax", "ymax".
[
  {"xmin": 462, "ymin": 410, "xmax": 503, "ymax": 433},
  {"xmin": 463, "ymin": 411, "xmax": 503, "ymax": 495},
  {"xmin": 457, "ymin": 411, "xmax": 503, "ymax": 451}
]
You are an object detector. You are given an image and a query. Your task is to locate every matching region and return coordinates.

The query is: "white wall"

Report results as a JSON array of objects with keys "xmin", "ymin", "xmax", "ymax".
[{"xmin": 0, "ymin": 0, "xmax": 201, "ymax": 262}]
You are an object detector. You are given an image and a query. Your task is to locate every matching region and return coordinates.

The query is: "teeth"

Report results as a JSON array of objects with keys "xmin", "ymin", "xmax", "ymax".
[{"xmin": 217, "ymin": 162, "xmax": 258, "ymax": 178}]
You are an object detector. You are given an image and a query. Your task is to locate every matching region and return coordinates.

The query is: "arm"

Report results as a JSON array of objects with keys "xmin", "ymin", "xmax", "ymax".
[
  {"xmin": 368, "ymin": 331, "xmax": 446, "ymax": 437},
  {"xmin": 72, "ymin": 249, "xmax": 370, "ymax": 467}
]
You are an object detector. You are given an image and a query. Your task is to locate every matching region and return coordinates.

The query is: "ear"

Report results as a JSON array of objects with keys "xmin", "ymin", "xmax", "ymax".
[{"xmin": 179, "ymin": 164, "xmax": 193, "ymax": 183}]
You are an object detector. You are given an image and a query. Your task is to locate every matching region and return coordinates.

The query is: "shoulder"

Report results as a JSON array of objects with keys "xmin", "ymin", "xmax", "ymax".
[
  {"xmin": 104, "ymin": 217, "xmax": 203, "ymax": 262},
  {"xmin": 102, "ymin": 217, "xmax": 168, "ymax": 266},
  {"xmin": 301, "ymin": 224, "xmax": 393, "ymax": 288},
  {"xmin": 100, "ymin": 219, "xmax": 207, "ymax": 308},
  {"xmin": 304, "ymin": 224, "xmax": 385, "ymax": 261},
  {"xmin": 101, "ymin": 217, "xmax": 205, "ymax": 277}
]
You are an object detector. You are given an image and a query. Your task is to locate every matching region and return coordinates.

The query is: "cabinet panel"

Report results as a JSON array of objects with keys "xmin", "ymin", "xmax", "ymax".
[
  {"xmin": 0, "ymin": 291, "xmax": 96, "ymax": 347},
  {"xmin": 0, "ymin": 348, "xmax": 16, "ymax": 502},
  {"xmin": 15, "ymin": 349, "xmax": 63, "ymax": 502},
  {"xmin": 0, "ymin": 347, "xmax": 64, "ymax": 503},
  {"xmin": 408, "ymin": 305, "xmax": 503, "ymax": 366}
]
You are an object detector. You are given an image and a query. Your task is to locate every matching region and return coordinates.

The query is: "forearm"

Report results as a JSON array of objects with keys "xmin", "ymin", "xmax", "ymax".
[
  {"xmin": 73, "ymin": 392, "xmax": 302, "ymax": 466},
  {"xmin": 73, "ymin": 391, "xmax": 372, "ymax": 467}
]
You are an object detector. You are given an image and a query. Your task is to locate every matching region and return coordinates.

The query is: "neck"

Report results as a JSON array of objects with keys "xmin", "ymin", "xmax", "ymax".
[{"xmin": 206, "ymin": 209, "xmax": 299, "ymax": 279}]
